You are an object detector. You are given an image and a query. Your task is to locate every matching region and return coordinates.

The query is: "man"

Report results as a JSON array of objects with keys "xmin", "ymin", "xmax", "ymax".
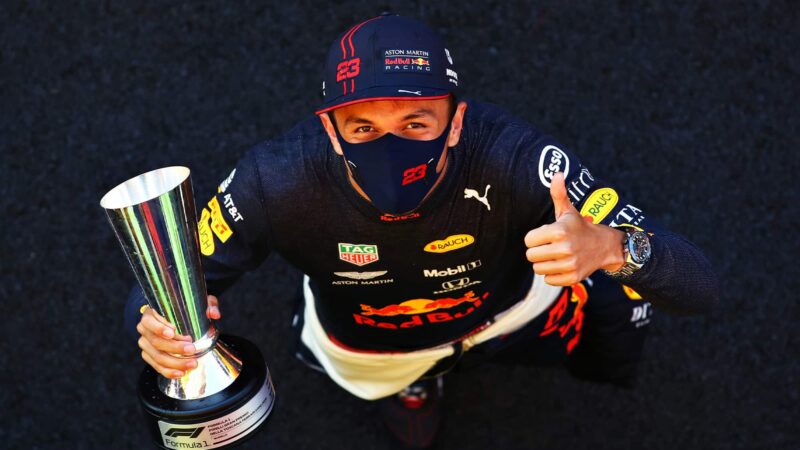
[{"xmin": 125, "ymin": 14, "xmax": 718, "ymax": 448}]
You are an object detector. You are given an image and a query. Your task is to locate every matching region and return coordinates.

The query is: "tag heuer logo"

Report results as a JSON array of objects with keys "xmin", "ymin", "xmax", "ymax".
[{"xmin": 338, "ymin": 243, "xmax": 379, "ymax": 266}]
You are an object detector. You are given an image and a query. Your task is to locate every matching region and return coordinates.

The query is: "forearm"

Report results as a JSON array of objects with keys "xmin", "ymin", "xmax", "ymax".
[{"xmin": 616, "ymin": 231, "xmax": 720, "ymax": 314}]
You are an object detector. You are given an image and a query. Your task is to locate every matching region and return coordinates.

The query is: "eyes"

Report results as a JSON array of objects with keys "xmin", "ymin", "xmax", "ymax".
[{"xmin": 353, "ymin": 122, "xmax": 426, "ymax": 134}]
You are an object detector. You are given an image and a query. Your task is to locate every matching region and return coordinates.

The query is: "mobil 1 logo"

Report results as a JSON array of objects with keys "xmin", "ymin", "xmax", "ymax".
[{"xmin": 423, "ymin": 260, "xmax": 481, "ymax": 278}]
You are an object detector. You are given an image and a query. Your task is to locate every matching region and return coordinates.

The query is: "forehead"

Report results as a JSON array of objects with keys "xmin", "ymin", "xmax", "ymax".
[{"xmin": 333, "ymin": 98, "xmax": 449, "ymax": 121}]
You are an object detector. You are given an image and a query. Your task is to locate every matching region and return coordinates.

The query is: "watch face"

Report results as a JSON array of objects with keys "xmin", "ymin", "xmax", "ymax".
[{"xmin": 628, "ymin": 232, "xmax": 652, "ymax": 264}]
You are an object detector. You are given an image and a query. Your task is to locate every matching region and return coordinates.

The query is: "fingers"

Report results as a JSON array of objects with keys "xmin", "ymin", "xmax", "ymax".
[
  {"xmin": 140, "ymin": 308, "xmax": 192, "ymax": 341},
  {"xmin": 140, "ymin": 351, "xmax": 185, "ymax": 379},
  {"xmin": 526, "ymin": 241, "xmax": 573, "ymax": 263},
  {"xmin": 531, "ymin": 254, "xmax": 585, "ymax": 287},
  {"xmin": 140, "ymin": 308, "xmax": 176, "ymax": 339},
  {"xmin": 531, "ymin": 257, "xmax": 577, "ymax": 276},
  {"xmin": 524, "ymin": 223, "xmax": 567, "ymax": 248},
  {"xmin": 550, "ymin": 172, "xmax": 577, "ymax": 219},
  {"xmin": 138, "ymin": 339, "xmax": 198, "ymax": 378},
  {"xmin": 138, "ymin": 336, "xmax": 198, "ymax": 379},
  {"xmin": 136, "ymin": 307, "xmax": 198, "ymax": 379},
  {"xmin": 543, "ymin": 273, "xmax": 582, "ymax": 287},
  {"xmin": 207, "ymin": 295, "xmax": 221, "ymax": 320},
  {"xmin": 136, "ymin": 325, "xmax": 197, "ymax": 356}
]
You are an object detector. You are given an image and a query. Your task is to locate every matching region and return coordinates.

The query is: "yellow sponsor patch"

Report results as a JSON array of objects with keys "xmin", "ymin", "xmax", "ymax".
[
  {"xmin": 580, "ymin": 188, "xmax": 619, "ymax": 224},
  {"xmin": 622, "ymin": 285, "xmax": 642, "ymax": 300},
  {"xmin": 207, "ymin": 197, "xmax": 232, "ymax": 242},
  {"xmin": 197, "ymin": 197, "xmax": 233, "ymax": 256},
  {"xmin": 424, "ymin": 234, "xmax": 475, "ymax": 253},
  {"xmin": 198, "ymin": 207, "xmax": 216, "ymax": 256}
]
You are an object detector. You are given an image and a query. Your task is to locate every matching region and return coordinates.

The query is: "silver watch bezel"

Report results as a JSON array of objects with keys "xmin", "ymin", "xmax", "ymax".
[{"xmin": 604, "ymin": 228, "xmax": 651, "ymax": 278}]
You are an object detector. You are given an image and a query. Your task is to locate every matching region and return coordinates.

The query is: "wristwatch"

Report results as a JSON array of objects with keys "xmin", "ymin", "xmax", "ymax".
[{"xmin": 604, "ymin": 228, "xmax": 652, "ymax": 278}]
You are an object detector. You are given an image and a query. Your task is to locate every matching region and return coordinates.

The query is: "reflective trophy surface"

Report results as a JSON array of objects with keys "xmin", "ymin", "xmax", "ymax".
[{"xmin": 101, "ymin": 167, "xmax": 275, "ymax": 449}]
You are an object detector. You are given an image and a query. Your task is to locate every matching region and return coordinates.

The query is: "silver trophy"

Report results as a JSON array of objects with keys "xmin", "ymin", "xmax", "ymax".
[{"xmin": 101, "ymin": 166, "xmax": 275, "ymax": 449}]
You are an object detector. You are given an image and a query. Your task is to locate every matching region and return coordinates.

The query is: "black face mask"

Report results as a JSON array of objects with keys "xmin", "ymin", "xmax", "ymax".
[{"xmin": 335, "ymin": 123, "xmax": 451, "ymax": 215}]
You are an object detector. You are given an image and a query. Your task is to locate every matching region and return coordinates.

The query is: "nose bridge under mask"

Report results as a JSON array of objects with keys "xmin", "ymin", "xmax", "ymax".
[{"xmin": 334, "ymin": 122, "xmax": 452, "ymax": 215}]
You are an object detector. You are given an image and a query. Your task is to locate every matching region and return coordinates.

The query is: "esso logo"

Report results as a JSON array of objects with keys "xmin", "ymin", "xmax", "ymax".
[{"xmin": 538, "ymin": 145, "xmax": 570, "ymax": 187}]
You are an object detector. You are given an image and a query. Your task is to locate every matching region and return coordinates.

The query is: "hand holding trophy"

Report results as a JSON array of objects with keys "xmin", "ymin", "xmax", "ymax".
[{"xmin": 101, "ymin": 167, "xmax": 275, "ymax": 449}]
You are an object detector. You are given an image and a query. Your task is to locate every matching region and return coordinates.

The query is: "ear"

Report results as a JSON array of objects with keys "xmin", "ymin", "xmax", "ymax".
[
  {"xmin": 446, "ymin": 101, "xmax": 468, "ymax": 147},
  {"xmin": 319, "ymin": 113, "xmax": 344, "ymax": 156}
]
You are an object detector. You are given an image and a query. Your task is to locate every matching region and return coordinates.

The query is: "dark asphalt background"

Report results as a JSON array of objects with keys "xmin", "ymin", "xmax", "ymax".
[{"xmin": 2, "ymin": 1, "xmax": 798, "ymax": 449}]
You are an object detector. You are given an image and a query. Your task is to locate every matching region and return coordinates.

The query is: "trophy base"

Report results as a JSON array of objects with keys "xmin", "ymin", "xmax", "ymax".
[{"xmin": 139, "ymin": 334, "xmax": 275, "ymax": 449}]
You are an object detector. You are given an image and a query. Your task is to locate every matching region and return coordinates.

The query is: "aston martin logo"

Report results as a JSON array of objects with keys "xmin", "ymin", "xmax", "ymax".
[{"xmin": 334, "ymin": 271, "xmax": 388, "ymax": 280}]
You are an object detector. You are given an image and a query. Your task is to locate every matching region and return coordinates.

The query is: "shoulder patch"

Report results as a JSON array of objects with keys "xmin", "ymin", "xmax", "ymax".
[{"xmin": 538, "ymin": 145, "xmax": 570, "ymax": 187}]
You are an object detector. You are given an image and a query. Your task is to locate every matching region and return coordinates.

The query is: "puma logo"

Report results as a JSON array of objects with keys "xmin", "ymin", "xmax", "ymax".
[{"xmin": 464, "ymin": 185, "xmax": 491, "ymax": 211}]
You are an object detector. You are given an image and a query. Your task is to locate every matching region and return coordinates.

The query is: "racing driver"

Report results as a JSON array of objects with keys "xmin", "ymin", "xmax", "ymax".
[{"xmin": 124, "ymin": 13, "xmax": 719, "ymax": 448}]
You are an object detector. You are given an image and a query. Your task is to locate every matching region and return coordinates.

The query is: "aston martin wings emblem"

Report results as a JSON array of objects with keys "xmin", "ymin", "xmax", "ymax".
[{"xmin": 334, "ymin": 271, "xmax": 388, "ymax": 280}]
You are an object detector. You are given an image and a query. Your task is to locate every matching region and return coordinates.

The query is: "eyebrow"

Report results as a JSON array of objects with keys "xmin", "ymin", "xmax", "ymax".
[{"xmin": 343, "ymin": 108, "xmax": 436, "ymax": 126}]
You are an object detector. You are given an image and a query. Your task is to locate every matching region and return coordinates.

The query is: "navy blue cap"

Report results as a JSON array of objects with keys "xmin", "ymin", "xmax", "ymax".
[{"xmin": 316, "ymin": 14, "xmax": 460, "ymax": 114}]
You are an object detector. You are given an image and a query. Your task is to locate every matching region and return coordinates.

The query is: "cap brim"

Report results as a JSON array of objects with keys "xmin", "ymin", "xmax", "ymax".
[{"xmin": 315, "ymin": 86, "xmax": 451, "ymax": 115}]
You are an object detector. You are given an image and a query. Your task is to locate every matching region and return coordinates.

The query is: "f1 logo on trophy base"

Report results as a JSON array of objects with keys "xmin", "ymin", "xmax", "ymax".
[{"xmin": 101, "ymin": 167, "xmax": 275, "ymax": 449}]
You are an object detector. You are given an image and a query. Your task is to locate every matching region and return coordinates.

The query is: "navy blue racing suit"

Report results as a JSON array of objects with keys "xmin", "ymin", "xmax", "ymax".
[{"xmin": 124, "ymin": 100, "xmax": 718, "ymax": 385}]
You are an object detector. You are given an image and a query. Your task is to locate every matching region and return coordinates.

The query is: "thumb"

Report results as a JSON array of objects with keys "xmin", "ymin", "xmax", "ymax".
[{"xmin": 550, "ymin": 172, "xmax": 576, "ymax": 219}]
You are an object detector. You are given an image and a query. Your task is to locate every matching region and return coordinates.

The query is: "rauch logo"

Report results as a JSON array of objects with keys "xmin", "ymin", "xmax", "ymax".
[
  {"xmin": 424, "ymin": 234, "xmax": 474, "ymax": 253},
  {"xmin": 579, "ymin": 188, "xmax": 619, "ymax": 224}
]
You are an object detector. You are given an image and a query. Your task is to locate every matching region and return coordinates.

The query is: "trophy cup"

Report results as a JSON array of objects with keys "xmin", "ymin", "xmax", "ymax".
[{"xmin": 101, "ymin": 166, "xmax": 275, "ymax": 449}]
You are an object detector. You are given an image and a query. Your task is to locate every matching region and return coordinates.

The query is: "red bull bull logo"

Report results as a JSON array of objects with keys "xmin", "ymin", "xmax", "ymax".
[
  {"xmin": 539, "ymin": 282, "xmax": 589, "ymax": 353},
  {"xmin": 353, "ymin": 291, "xmax": 490, "ymax": 330},
  {"xmin": 360, "ymin": 291, "xmax": 482, "ymax": 316}
]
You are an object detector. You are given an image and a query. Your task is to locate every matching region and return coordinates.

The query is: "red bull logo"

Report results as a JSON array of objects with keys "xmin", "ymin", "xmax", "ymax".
[
  {"xmin": 353, "ymin": 292, "xmax": 490, "ymax": 330},
  {"xmin": 360, "ymin": 291, "xmax": 482, "ymax": 316},
  {"xmin": 384, "ymin": 57, "xmax": 430, "ymax": 66},
  {"xmin": 539, "ymin": 282, "xmax": 589, "ymax": 353}
]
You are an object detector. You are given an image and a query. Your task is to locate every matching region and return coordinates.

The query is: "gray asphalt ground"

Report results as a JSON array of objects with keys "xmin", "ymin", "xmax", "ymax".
[{"xmin": 2, "ymin": 1, "xmax": 798, "ymax": 449}]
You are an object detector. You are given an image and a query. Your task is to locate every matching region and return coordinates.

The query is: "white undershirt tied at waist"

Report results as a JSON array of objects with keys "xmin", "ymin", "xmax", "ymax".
[{"xmin": 300, "ymin": 274, "xmax": 562, "ymax": 400}]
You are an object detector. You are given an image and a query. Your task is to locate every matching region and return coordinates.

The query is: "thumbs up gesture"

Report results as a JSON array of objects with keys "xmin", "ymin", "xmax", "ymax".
[{"xmin": 524, "ymin": 173, "xmax": 626, "ymax": 286}]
